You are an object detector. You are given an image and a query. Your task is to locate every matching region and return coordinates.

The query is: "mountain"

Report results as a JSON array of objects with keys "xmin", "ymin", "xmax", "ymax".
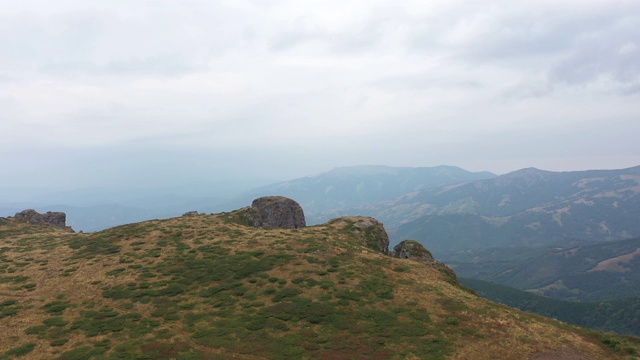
[
  {"xmin": 230, "ymin": 165, "xmax": 496, "ymax": 225},
  {"xmin": 392, "ymin": 166, "xmax": 640, "ymax": 254},
  {"xmin": 460, "ymin": 278, "xmax": 640, "ymax": 336},
  {"xmin": 445, "ymin": 237, "xmax": 640, "ymax": 302},
  {"xmin": 1, "ymin": 206, "xmax": 637, "ymax": 359}
]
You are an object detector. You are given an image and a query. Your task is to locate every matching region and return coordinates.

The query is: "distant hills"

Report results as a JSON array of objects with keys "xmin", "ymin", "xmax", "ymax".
[
  {"xmin": 231, "ymin": 165, "xmax": 640, "ymax": 256},
  {"xmin": 2, "ymin": 164, "xmax": 639, "ymax": 252},
  {"xmin": 391, "ymin": 166, "xmax": 640, "ymax": 253},
  {"xmin": 446, "ymin": 237, "xmax": 640, "ymax": 302},
  {"xmin": 230, "ymin": 165, "xmax": 496, "ymax": 225}
]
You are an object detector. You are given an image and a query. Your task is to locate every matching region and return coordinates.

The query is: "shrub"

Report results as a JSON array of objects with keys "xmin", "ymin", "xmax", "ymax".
[
  {"xmin": 42, "ymin": 301, "xmax": 71, "ymax": 315},
  {"xmin": 44, "ymin": 317, "xmax": 68, "ymax": 327},
  {"xmin": 272, "ymin": 287, "xmax": 302, "ymax": 302},
  {"xmin": 24, "ymin": 325, "xmax": 47, "ymax": 334},
  {"xmin": 50, "ymin": 338, "xmax": 69, "ymax": 346},
  {"xmin": 5, "ymin": 343, "xmax": 35, "ymax": 357}
]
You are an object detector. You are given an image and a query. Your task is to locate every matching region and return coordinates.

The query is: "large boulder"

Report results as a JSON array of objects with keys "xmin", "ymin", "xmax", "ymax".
[
  {"xmin": 392, "ymin": 240, "xmax": 434, "ymax": 262},
  {"xmin": 248, "ymin": 196, "xmax": 306, "ymax": 229},
  {"xmin": 14, "ymin": 209, "xmax": 67, "ymax": 228}
]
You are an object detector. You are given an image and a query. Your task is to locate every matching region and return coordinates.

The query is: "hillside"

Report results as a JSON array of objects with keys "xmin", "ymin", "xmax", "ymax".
[
  {"xmin": 1, "ymin": 207, "xmax": 639, "ymax": 359},
  {"xmin": 446, "ymin": 237, "xmax": 640, "ymax": 301},
  {"xmin": 392, "ymin": 166, "xmax": 640, "ymax": 253}
]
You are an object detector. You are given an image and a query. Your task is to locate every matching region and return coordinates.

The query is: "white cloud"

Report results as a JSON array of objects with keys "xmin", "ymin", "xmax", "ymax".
[{"xmin": 0, "ymin": 0, "xmax": 639, "ymax": 188}]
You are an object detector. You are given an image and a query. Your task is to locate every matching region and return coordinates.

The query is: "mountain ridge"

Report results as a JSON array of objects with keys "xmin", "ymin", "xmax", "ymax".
[
  {"xmin": 228, "ymin": 165, "xmax": 497, "ymax": 225},
  {"xmin": 1, "ymin": 203, "xmax": 638, "ymax": 359},
  {"xmin": 392, "ymin": 165, "xmax": 640, "ymax": 253}
]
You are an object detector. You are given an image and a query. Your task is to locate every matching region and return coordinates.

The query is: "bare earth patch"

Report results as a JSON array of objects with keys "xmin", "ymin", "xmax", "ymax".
[{"xmin": 531, "ymin": 348, "xmax": 589, "ymax": 360}]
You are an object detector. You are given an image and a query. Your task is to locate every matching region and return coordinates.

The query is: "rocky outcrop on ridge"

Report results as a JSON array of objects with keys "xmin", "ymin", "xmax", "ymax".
[
  {"xmin": 243, "ymin": 196, "xmax": 306, "ymax": 229},
  {"xmin": 393, "ymin": 240, "xmax": 435, "ymax": 262},
  {"xmin": 12, "ymin": 209, "xmax": 68, "ymax": 229},
  {"xmin": 329, "ymin": 216, "xmax": 390, "ymax": 255},
  {"xmin": 393, "ymin": 239, "xmax": 457, "ymax": 282}
]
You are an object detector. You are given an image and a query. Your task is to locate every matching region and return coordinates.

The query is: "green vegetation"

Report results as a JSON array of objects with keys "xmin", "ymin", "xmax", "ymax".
[
  {"xmin": 4, "ymin": 343, "xmax": 35, "ymax": 357},
  {"xmin": 0, "ymin": 300, "xmax": 19, "ymax": 319}
]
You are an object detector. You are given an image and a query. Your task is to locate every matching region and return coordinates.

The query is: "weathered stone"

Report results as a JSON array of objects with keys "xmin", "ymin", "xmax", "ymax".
[
  {"xmin": 392, "ymin": 239, "xmax": 457, "ymax": 282},
  {"xmin": 329, "ymin": 216, "xmax": 390, "ymax": 255},
  {"xmin": 393, "ymin": 240, "xmax": 434, "ymax": 262},
  {"xmin": 14, "ymin": 209, "xmax": 67, "ymax": 228},
  {"xmin": 182, "ymin": 211, "xmax": 199, "ymax": 216},
  {"xmin": 249, "ymin": 196, "xmax": 306, "ymax": 229}
]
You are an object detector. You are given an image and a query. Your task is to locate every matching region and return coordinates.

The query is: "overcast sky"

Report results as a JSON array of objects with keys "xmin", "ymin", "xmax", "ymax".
[{"xmin": 2, "ymin": 0, "xmax": 639, "ymax": 190}]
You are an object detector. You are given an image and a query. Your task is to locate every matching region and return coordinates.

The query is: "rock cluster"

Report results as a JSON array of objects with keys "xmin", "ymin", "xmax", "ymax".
[
  {"xmin": 246, "ymin": 196, "xmax": 306, "ymax": 229},
  {"xmin": 236, "ymin": 196, "xmax": 456, "ymax": 282},
  {"xmin": 13, "ymin": 209, "xmax": 67, "ymax": 228}
]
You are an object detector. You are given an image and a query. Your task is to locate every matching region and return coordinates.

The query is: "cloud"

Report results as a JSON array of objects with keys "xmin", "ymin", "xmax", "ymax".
[
  {"xmin": 407, "ymin": 1, "xmax": 640, "ymax": 96},
  {"xmin": 0, "ymin": 0, "xmax": 639, "ymax": 189}
]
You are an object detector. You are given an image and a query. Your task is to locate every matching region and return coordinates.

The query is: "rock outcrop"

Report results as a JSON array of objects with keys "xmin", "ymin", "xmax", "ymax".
[
  {"xmin": 393, "ymin": 240, "xmax": 434, "ymax": 262},
  {"xmin": 13, "ymin": 209, "xmax": 68, "ymax": 228},
  {"xmin": 329, "ymin": 216, "xmax": 390, "ymax": 255},
  {"xmin": 245, "ymin": 196, "xmax": 306, "ymax": 229},
  {"xmin": 393, "ymin": 239, "xmax": 457, "ymax": 282}
]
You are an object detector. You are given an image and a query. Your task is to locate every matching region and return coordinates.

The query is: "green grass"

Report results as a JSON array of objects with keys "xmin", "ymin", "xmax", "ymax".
[
  {"xmin": 0, "ymin": 300, "xmax": 19, "ymax": 319},
  {"xmin": 4, "ymin": 343, "xmax": 35, "ymax": 357}
]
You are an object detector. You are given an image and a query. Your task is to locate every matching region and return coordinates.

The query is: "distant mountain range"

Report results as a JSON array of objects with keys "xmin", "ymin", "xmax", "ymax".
[
  {"xmin": 235, "ymin": 165, "xmax": 640, "ymax": 256},
  {"xmin": 448, "ymin": 236, "xmax": 640, "ymax": 301},
  {"xmin": 2, "ymin": 164, "xmax": 639, "ymax": 250},
  {"xmin": 228, "ymin": 165, "xmax": 496, "ymax": 225},
  {"xmin": 391, "ymin": 166, "xmax": 640, "ymax": 254}
]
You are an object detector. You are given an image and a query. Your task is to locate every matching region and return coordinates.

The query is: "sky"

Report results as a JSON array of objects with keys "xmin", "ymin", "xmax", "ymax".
[{"xmin": 2, "ymin": 0, "xmax": 640, "ymax": 191}]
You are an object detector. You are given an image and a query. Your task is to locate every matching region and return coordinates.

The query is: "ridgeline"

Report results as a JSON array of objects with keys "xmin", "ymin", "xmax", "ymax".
[{"xmin": 0, "ymin": 199, "xmax": 638, "ymax": 359}]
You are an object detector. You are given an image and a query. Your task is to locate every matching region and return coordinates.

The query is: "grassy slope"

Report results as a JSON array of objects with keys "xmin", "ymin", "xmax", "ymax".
[{"xmin": 0, "ymin": 213, "xmax": 639, "ymax": 360}]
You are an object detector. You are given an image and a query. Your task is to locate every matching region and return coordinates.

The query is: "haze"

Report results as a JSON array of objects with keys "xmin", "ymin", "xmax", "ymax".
[{"xmin": 2, "ymin": 0, "xmax": 639, "ymax": 194}]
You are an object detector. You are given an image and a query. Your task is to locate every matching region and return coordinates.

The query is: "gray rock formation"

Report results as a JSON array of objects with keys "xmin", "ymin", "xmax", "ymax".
[
  {"xmin": 392, "ymin": 239, "xmax": 457, "ymax": 282},
  {"xmin": 329, "ymin": 216, "xmax": 390, "ymax": 255},
  {"xmin": 13, "ymin": 209, "xmax": 67, "ymax": 228},
  {"xmin": 248, "ymin": 196, "xmax": 306, "ymax": 229},
  {"xmin": 393, "ymin": 240, "xmax": 434, "ymax": 262},
  {"xmin": 353, "ymin": 217, "xmax": 390, "ymax": 255}
]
